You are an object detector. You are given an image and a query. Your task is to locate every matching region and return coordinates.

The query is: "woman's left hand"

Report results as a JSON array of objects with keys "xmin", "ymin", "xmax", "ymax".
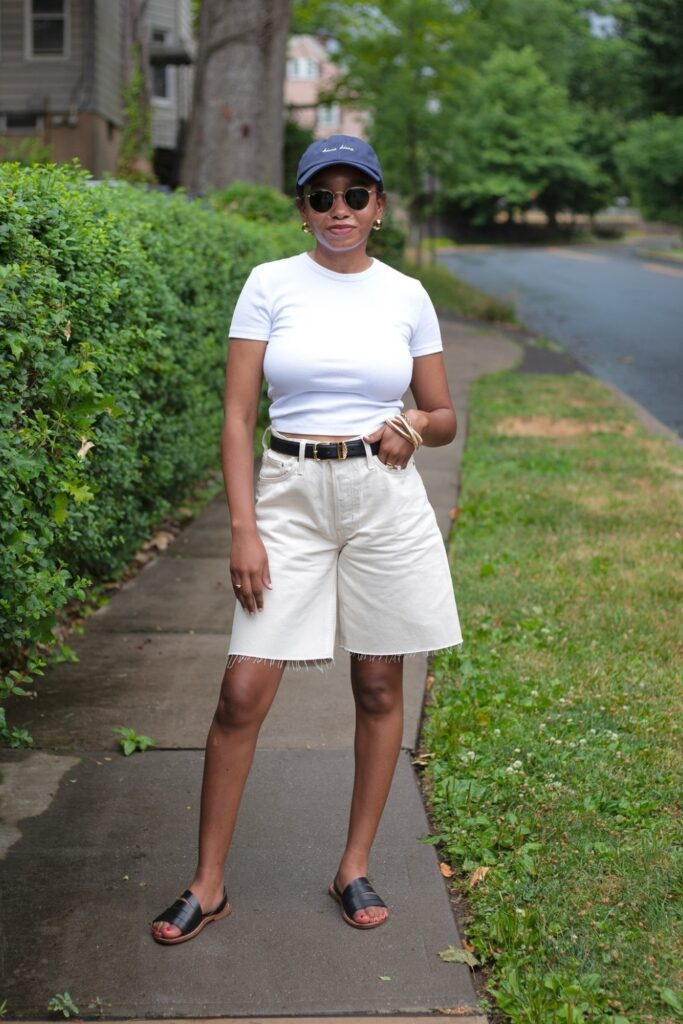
[{"xmin": 364, "ymin": 412, "xmax": 428, "ymax": 470}]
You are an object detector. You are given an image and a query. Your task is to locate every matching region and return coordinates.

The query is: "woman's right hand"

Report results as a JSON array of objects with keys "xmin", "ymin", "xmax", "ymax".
[{"xmin": 230, "ymin": 528, "xmax": 272, "ymax": 615}]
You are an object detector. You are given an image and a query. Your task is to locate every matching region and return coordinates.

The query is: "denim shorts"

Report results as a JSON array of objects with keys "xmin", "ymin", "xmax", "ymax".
[{"xmin": 227, "ymin": 431, "xmax": 462, "ymax": 665}]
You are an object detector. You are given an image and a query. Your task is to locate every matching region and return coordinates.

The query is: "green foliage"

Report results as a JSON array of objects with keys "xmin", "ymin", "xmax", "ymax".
[
  {"xmin": 47, "ymin": 993, "xmax": 79, "ymax": 1018},
  {"xmin": 117, "ymin": 42, "xmax": 155, "ymax": 184},
  {"xmin": 87, "ymin": 997, "xmax": 111, "ymax": 1017},
  {"xmin": 112, "ymin": 726, "xmax": 156, "ymax": 756},
  {"xmin": 283, "ymin": 117, "xmax": 316, "ymax": 195},
  {"xmin": 0, "ymin": 137, "xmax": 53, "ymax": 166},
  {"xmin": 366, "ymin": 215, "xmax": 407, "ymax": 269},
  {"xmin": 620, "ymin": 0, "xmax": 683, "ymax": 116},
  {"xmin": 616, "ymin": 115, "xmax": 683, "ymax": 226},
  {"xmin": 448, "ymin": 45, "xmax": 606, "ymax": 224},
  {"xmin": 423, "ymin": 372, "xmax": 683, "ymax": 1022},
  {"xmin": 209, "ymin": 181, "xmax": 297, "ymax": 223},
  {"xmin": 465, "ymin": 0, "xmax": 590, "ymax": 84},
  {"xmin": 0, "ymin": 161, "xmax": 303, "ymax": 740}
]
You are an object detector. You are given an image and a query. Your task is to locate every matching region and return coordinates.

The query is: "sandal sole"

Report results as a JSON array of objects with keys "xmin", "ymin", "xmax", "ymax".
[
  {"xmin": 328, "ymin": 883, "xmax": 388, "ymax": 930},
  {"xmin": 152, "ymin": 901, "xmax": 232, "ymax": 945}
]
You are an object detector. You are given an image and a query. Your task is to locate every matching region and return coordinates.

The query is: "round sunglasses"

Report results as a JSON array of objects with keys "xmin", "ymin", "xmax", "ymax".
[{"xmin": 305, "ymin": 187, "xmax": 378, "ymax": 213}]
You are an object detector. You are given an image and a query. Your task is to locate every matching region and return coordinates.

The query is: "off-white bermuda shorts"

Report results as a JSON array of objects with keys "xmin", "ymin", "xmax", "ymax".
[{"xmin": 228, "ymin": 431, "xmax": 462, "ymax": 664}]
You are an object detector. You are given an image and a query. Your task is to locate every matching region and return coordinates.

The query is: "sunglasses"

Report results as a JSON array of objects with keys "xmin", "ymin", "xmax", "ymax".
[{"xmin": 305, "ymin": 187, "xmax": 378, "ymax": 213}]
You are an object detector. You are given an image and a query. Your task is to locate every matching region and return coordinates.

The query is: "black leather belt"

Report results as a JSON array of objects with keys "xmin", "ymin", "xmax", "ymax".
[{"xmin": 270, "ymin": 435, "xmax": 380, "ymax": 461}]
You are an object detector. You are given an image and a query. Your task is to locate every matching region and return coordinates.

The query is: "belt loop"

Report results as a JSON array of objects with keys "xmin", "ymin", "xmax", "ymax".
[
  {"xmin": 261, "ymin": 424, "xmax": 272, "ymax": 454},
  {"xmin": 297, "ymin": 438, "xmax": 306, "ymax": 474},
  {"xmin": 362, "ymin": 436, "xmax": 376, "ymax": 470}
]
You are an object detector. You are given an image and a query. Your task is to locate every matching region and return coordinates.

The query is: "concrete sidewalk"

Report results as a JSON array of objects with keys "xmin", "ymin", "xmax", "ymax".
[{"xmin": 0, "ymin": 322, "xmax": 520, "ymax": 1020}]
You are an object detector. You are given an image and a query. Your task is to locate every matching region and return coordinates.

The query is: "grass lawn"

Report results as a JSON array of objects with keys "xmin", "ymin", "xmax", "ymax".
[
  {"xmin": 420, "ymin": 372, "xmax": 682, "ymax": 1024},
  {"xmin": 404, "ymin": 257, "xmax": 517, "ymax": 324},
  {"xmin": 639, "ymin": 247, "xmax": 683, "ymax": 264}
]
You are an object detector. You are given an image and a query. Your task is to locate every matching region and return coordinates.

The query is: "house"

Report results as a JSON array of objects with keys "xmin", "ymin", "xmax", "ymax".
[
  {"xmin": 0, "ymin": 0, "xmax": 194, "ymax": 184},
  {"xmin": 285, "ymin": 34, "xmax": 367, "ymax": 140}
]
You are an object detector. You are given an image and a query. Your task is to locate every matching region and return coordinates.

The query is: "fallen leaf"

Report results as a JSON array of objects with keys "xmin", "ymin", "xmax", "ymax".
[
  {"xmin": 148, "ymin": 530, "xmax": 174, "ymax": 551},
  {"xmin": 438, "ymin": 945, "xmax": 479, "ymax": 968},
  {"xmin": 64, "ymin": 320, "xmax": 72, "ymax": 341},
  {"xmin": 449, "ymin": 506, "xmax": 460, "ymax": 520},
  {"xmin": 378, "ymin": 975, "xmax": 391, "ymax": 982},
  {"xmin": 77, "ymin": 437, "xmax": 94, "ymax": 460},
  {"xmin": 468, "ymin": 865, "xmax": 490, "ymax": 887},
  {"xmin": 439, "ymin": 862, "xmax": 454, "ymax": 878},
  {"xmin": 462, "ymin": 940, "xmax": 476, "ymax": 954},
  {"xmin": 434, "ymin": 1006, "xmax": 481, "ymax": 1016},
  {"xmin": 425, "ymin": 673, "xmax": 435, "ymax": 690}
]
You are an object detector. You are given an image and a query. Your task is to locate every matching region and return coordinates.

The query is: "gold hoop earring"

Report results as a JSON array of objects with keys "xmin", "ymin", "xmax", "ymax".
[
  {"xmin": 372, "ymin": 219, "xmax": 383, "ymax": 231},
  {"xmin": 301, "ymin": 223, "xmax": 311, "ymax": 234}
]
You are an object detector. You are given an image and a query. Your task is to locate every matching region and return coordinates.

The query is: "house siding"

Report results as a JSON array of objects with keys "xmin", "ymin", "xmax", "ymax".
[
  {"xmin": 0, "ymin": 0, "xmax": 90, "ymax": 116},
  {"xmin": 93, "ymin": 0, "xmax": 122, "ymax": 125},
  {"xmin": 147, "ymin": 0, "xmax": 193, "ymax": 150}
]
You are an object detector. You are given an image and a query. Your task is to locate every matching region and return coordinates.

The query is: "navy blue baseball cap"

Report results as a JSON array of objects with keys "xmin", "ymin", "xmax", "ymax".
[{"xmin": 296, "ymin": 135, "xmax": 384, "ymax": 189}]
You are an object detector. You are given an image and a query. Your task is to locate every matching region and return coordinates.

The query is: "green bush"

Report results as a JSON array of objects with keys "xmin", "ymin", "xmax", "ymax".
[
  {"xmin": 0, "ymin": 162, "xmax": 303, "ymax": 741},
  {"xmin": 209, "ymin": 181, "xmax": 298, "ymax": 223},
  {"xmin": 0, "ymin": 137, "xmax": 53, "ymax": 165},
  {"xmin": 367, "ymin": 214, "xmax": 407, "ymax": 269},
  {"xmin": 616, "ymin": 115, "xmax": 683, "ymax": 228}
]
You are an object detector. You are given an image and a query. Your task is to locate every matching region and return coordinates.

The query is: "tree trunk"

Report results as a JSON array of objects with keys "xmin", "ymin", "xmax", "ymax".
[{"xmin": 182, "ymin": 0, "xmax": 291, "ymax": 193}]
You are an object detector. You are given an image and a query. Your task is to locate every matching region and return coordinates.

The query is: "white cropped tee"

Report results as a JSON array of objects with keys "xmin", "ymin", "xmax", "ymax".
[{"xmin": 228, "ymin": 252, "xmax": 443, "ymax": 435}]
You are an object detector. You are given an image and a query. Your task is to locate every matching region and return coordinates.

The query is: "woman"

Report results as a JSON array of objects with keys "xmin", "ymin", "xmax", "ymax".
[{"xmin": 151, "ymin": 135, "xmax": 462, "ymax": 944}]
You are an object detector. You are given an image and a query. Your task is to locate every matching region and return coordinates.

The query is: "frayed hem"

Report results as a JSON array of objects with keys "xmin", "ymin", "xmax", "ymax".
[
  {"xmin": 346, "ymin": 652, "xmax": 405, "ymax": 663},
  {"xmin": 342, "ymin": 643, "xmax": 461, "ymax": 662},
  {"xmin": 226, "ymin": 654, "xmax": 334, "ymax": 673}
]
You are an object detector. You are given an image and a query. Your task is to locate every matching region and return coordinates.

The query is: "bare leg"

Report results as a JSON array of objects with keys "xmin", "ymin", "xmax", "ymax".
[
  {"xmin": 151, "ymin": 659, "xmax": 285, "ymax": 940},
  {"xmin": 334, "ymin": 655, "xmax": 404, "ymax": 925}
]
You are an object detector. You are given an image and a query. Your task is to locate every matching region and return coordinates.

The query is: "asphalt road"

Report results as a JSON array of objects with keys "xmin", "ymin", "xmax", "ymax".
[{"xmin": 440, "ymin": 241, "xmax": 683, "ymax": 436}]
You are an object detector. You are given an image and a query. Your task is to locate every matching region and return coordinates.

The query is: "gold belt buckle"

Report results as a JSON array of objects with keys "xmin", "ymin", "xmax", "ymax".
[{"xmin": 312, "ymin": 441, "xmax": 348, "ymax": 460}]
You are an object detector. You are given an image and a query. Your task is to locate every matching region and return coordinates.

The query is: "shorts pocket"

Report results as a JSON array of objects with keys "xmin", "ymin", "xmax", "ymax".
[
  {"xmin": 373, "ymin": 454, "xmax": 414, "ymax": 475},
  {"xmin": 258, "ymin": 448, "xmax": 298, "ymax": 483}
]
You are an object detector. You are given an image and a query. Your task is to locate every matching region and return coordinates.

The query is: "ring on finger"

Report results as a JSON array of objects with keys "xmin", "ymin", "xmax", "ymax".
[{"xmin": 233, "ymin": 583, "xmax": 242, "ymax": 589}]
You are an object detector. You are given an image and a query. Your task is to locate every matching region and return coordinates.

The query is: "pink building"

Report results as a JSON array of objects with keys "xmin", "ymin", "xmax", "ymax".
[{"xmin": 285, "ymin": 34, "xmax": 367, "ymax": 140}]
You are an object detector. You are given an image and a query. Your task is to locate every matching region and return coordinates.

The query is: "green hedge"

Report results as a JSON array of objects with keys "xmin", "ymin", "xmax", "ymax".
[{"xmin": 0, "ymin": 162, "xmax": 302, "ymax": 741}]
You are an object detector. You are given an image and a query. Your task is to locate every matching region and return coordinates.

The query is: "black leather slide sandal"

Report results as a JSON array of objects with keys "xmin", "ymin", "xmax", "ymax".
[
  {"xmin": 328, "ymin": 876, "xmax": 388, "ymax": 930},
  {"xmin": 151, "ymin": 886, "xmax": 232, "ymax": 945}
]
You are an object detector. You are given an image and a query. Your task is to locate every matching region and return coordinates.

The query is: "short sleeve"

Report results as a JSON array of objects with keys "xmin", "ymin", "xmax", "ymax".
[
  {"xmin": 228, "ymin": 266, "xmax": 272, "ymax": 341},
  {"xmin": 409, "ymin": 286, "xmax": 443, "ymax": 357}
]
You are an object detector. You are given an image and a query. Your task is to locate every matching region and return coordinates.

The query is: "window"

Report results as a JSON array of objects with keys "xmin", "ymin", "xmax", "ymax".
[
  {"xmin": 317, "ymin": 103, "xmax": 340, "ymax": 129},
  {"xmin": 2, "ymin": 113, "xmax": 44, "ymax": 133},
  {"xmin": 287, "ymin": 57, "xmax": 319, "ymax": 80},
  {"xmin": 26, "ymin": 0, "xmax": 69, "ymax": 59},
  {"xmin": 151, "ymin": 27, "xmax": 173, "ymax": 103}
]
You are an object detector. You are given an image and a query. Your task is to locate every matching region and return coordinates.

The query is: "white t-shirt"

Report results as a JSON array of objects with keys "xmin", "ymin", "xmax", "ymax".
[{"xmin": 228, "ymin": 252, "xmax": 443, "ymax": 435}]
